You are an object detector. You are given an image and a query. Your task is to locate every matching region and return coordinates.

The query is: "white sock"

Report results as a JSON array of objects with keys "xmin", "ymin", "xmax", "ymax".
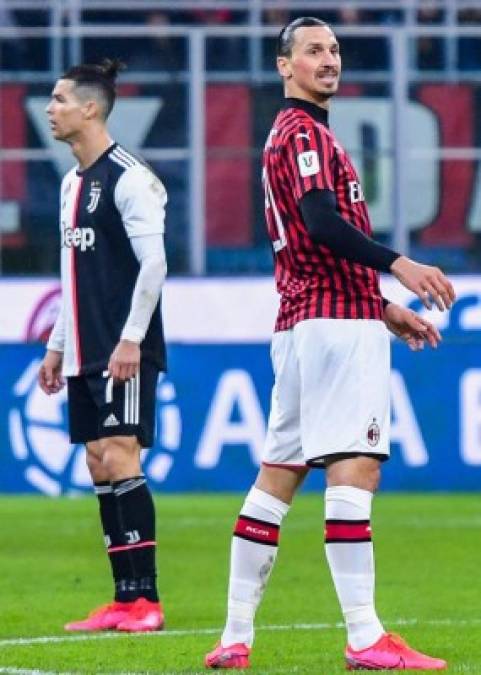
[
  {"xmin": 221, "ymin": 486, "xmax": 289, "ymax": 648},
  {"xmin": 324, "ymin": 485, "xmax": 384, "ymax": 651}
]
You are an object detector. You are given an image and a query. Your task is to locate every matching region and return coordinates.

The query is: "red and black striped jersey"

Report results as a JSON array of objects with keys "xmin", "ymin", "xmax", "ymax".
[{"xmin": 263, "ymin": 97, "xmax": 383, "ymax": 331}]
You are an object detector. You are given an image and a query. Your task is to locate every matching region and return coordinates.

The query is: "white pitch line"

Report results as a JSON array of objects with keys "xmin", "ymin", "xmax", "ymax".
[
  {"xmin": 0, "ymin": 670, "xmax": 65, "ymax": 675},
  {"xmin": 0, "ymin": 617, "xmax": 480, "ymax": 649}
]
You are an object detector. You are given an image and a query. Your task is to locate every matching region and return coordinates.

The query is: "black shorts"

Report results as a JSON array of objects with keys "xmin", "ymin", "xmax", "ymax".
[{"xmin": 67, "ymin": 361, "xmax": 160, "ymax": 447}]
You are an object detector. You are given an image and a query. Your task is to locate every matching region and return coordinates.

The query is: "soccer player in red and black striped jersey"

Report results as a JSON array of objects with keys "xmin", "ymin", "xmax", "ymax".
[
  {"xmin": 38, "ymin": 59, "xmax": 165, "ymax": 633},
  {"xmin": 206, "ymin": 17, "xmax": 454, "ymax": 671}
]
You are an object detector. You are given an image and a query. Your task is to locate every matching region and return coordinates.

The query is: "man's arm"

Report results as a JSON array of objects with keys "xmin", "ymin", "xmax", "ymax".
[
  {"xmin": 108, "ymin": 234, "xmax": 167, "ymax": 381},
  {"xmin": 109, "ymin": 164, "xmax": 168, "ymax": 381},
  {"xmin": 300, "ymin": 188, "xmax": 399, "ymax": 271},
  {"xmin": 46, "ymin": 295, "xmax": 65, "ymax": 353},
  {"xmin": 39, "ymin": 299, "xmax": 65, "ymax": 394},
  {"xmin": 121, "ymin": 234, "xmax": 167, "ymax": 344},
  {"xmin": 300, "ymin": 188, "xmax": 455, "ymax": 310}
]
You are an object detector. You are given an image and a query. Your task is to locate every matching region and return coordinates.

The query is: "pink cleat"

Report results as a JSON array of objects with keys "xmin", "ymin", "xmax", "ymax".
[
  {"xmin": 345, "ymin": 632, "xmax": 447, "ymax": 670},
  {"xmin": 116, "ymin": 597, "xmax": 164, "ymax": 632},
  {"xmin": 205, "ymin": 642, "xmax": 251, "ymax": 669},
  {"xmin": 64, "ymin": 601, "xmax": 133, "ymax": 631}
]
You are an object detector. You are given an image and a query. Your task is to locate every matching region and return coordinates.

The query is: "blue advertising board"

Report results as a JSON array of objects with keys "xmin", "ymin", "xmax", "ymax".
[{"xmin": 1, "ymin": 294, "xmax": 481, "ymax": 494}]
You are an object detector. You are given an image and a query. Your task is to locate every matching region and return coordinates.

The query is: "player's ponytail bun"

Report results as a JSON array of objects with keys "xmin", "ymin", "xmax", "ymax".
[{"xmin": 98, "ymin": 58, "xmax": 126, "ymax": 82}]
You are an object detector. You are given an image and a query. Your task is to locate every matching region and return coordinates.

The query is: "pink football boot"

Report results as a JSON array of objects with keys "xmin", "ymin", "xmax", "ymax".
[
  {"xmin": 116, "ymin": 597, "xmax": 164, "ymax": 632},
  {"xmin": 205, "ymin": 642, "xmax": 251, "ymax": 669},
  {"xmin": 64, "ymin": 601, "xmax": 133, "ymax": 631},
  {"xmin": 345, "ymin": 632, "xmax": 447, "ymax": 670}
]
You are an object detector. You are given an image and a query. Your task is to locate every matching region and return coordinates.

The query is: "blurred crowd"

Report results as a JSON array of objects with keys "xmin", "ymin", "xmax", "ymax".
[
  {"xmin": 1, "ymin": 3, "xmax": 480, "ymax": 72},
  {"xmin": 0, "ymin": 2, "xmax": 480, "ymax": 276}
]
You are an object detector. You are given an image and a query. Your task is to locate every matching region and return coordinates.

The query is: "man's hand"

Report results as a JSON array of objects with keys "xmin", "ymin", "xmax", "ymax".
[
  {"xmin": 38, "ymin": 350, "xmax": 65, "ymax": 394},
  {"xmin": 383, "ymin": 302, "xmax": 441, "ymax": 351},
  {"xmin": 108, "ymin": 339, "xmax": 141, "ymax": 381},
  {"xmin": 390, "ymin": 256, "xmax": 455, "ymax": 311}
]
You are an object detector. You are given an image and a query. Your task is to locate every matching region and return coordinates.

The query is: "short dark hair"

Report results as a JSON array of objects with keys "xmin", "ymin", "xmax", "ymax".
[
  {"xmin": 277, "ymin": 17, "xmax": 329, "ymax": 57},
  {"xmin": 62, "ymin": 58, "xmax": 126, "ymax": 119}
]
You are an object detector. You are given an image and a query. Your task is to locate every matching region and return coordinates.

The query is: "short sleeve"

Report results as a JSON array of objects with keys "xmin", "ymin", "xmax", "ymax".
[
  {"xmin": 114, "ymin": 163, "xmax": 167, "ymax": 237},
  {"xmin": 283, "ymin": 121, "xmax": 335, "ymax": 201}
]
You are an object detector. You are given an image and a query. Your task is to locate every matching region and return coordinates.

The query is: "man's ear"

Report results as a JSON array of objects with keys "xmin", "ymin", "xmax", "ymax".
[
  {"xmin": 277, "ymin": 56, "xmax": 292, "ymax": 79},
  {"xmin": 82, "ymin": 99, "xmax": 99, "ymax": 120}
]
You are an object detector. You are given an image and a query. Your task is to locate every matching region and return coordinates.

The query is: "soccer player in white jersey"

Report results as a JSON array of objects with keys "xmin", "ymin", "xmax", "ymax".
[
  {"xmin": 38, "ymin": 59, "xmax": 167, "ymax": 632},
  {"xmin": 205, "ymin": 18, "xmax": 454, "ymax": 670}
]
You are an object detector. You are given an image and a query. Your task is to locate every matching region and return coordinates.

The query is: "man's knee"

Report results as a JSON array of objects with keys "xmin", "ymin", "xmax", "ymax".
[
  {"xmin": 255, "ymin": 464, "xmax": 308, "ymax": 504},
  {"xmin": 100, "ymin": 435, "xmax": 141, "ymax": 481},
  {"xmin": 85, "ymin": 441, "xmax": 107, "ymax": 482},
  {"xmin": 325, "ymin": 455, "xmax": 381, "ymax": 493}
]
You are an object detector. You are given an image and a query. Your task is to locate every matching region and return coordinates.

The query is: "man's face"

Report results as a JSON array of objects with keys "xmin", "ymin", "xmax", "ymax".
[
  {"xmin": 277, "ymin": 25, "xmax": 341, "ymax": 103},
  {"xmin": 45, "ymin": 79, "xmax": 86, "ymax": 142}
]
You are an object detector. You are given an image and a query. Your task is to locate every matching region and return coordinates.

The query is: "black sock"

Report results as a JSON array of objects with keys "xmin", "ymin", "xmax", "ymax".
[
  {"xmin": 94, "ymin": 481, "xmax": 138, "ymax": 603},
  {"xmin": 112, "ymin": 476, "xmax": 159, "ymax": 603}
]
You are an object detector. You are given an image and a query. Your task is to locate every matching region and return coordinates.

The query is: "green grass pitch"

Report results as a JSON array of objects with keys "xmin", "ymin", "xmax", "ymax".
[{"xmin": 0, "ymin": 493, "xmax": 480, "ymax": 673}]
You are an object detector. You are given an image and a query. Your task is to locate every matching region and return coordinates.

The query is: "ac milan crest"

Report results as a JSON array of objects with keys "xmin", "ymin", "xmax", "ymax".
[{"xmin": 367, "ymin": 418, "xmax": 380, "ymax": 447}]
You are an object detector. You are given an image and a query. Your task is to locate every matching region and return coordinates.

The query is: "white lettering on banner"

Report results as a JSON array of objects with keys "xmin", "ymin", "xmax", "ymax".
[
  {"xmin": 195, "ymin": 370, "xmax": 266, "ymax": 468},
  {"xmin": 468, "ymin": 165, "xmax": 481, "ymax": 232},
  {"xmin": 390, "ymin": 370, "xmax": 429, "ymax": 466},
  {"xmin": 460, "ymin": 369, "xmax": 481, "ymax": 465},
  {"xmin": 332, "ymin": 99, "xmax": 438, "ymax": 232}
]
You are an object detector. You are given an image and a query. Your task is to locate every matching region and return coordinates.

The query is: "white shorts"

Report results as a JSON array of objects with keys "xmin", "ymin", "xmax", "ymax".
[{"xmin": 262, "ymin": 318, "xmax": 390, "ymax": 468}]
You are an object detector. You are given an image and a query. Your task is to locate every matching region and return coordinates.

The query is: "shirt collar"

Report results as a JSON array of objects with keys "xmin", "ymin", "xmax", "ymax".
[
  {"xmin": 76, "ymin": 140, "xmax": 116, "ymax": 176},
  {"xmin": 282, "ymin": 97, "xmax": 329, "ymax": 127}
]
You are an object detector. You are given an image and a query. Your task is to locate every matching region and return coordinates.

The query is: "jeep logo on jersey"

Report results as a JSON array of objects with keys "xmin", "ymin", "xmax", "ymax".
[
  {"xmin": 61, "ymin": 227, "xmax": 95, "ymax": 251},
  {"xmin": 86, "ymin": 182, "xmax": 102, "ymax": 213},
  {"xmin": 349, "ymin": 180, "xmax": 365, "ymax": 204}
]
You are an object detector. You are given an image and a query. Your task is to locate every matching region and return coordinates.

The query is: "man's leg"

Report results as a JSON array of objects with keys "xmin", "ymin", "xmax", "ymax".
[
  {"xmin": 64, "ymin": 440, "xmax": 137, "ymax": 631},
  {"xmin": 100, "ymin": 435, "xmax": 163, "ymax": 632},
  {"xmin": 206, "ymin": 464, "xmax": 308, "ymax": 669},
  {"xmin": 206, "ymin": 328, "xmax": 303, "ymax": 667},
  {"xmin": 324, "ymin": 455, "xmax": 383, "ymax": 650},
  {"xmin": 324, "ymin": 455, "xmax": 446, "ymax": 671},
  {"xmin": 87, "ymin": 441, "xmax": 138, "ymax": 603}
]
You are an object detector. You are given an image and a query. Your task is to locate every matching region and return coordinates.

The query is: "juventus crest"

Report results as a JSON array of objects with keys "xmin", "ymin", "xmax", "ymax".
[{"xmin": 86, "ymin": 181, "xmax": 102, "ymax": 213}]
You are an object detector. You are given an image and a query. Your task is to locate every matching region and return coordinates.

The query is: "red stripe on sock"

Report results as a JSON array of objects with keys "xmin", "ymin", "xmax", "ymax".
[
  {"xmin": 325, "ymin": 521, "xmax": 372, "ymax": 542},
  {"xmin": 108, "ymin": 540, "xmax": 157, "ymax": 553},
  {"xmin": 234, "ymin": 516, "xmax": 279, "ymax": 545}
]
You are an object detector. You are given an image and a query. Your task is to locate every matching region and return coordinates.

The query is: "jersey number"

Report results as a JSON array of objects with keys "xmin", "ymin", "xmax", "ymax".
[{"xmin": 263, "ymin": 168, "xmax": 287, "ymax": 253}]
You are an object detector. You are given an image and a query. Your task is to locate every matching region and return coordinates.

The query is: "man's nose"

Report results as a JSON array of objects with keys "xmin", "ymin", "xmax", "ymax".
[{"xmin": 322, "ymin": 51, "xmax": 337, "ymax": 66}]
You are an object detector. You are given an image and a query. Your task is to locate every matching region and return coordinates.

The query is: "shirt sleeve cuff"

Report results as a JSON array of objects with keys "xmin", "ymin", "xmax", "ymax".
[
  {"xmin": 120, "ymin": 326, "xmax": 145, "ymax": 344},
  {"xmin": 46, "ymin": 337, "xmax": 64, "ymax": 352}
]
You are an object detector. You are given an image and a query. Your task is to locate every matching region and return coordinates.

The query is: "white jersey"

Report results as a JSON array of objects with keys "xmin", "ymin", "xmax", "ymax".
[{"xmin": 47, "ymin": 143, "xmax": 167, "ymax": 376}]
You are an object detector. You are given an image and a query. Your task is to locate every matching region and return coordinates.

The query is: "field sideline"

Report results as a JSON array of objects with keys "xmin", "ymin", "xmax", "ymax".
[{"xmin": 0, "ymin": 493, "xmax": 480, "ymax": 673}]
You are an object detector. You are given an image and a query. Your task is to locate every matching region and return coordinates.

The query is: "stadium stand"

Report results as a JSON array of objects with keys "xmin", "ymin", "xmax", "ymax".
[{"xmin": 0, "ymin": 0, "xmax": 480, "ymax": 274}]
